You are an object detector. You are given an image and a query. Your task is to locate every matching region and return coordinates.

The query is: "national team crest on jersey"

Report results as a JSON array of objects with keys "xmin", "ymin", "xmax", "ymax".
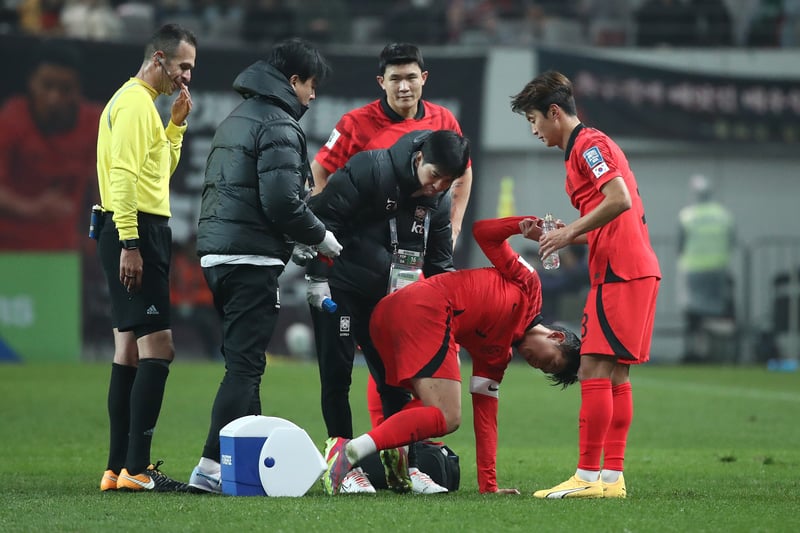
[
  {"xmin": 583, "ymin": 146, "xmax": 609, "ymax": 179},
  {"xmin": 339, "ymin": 315, "xmax": 351, "ymax": 336}
]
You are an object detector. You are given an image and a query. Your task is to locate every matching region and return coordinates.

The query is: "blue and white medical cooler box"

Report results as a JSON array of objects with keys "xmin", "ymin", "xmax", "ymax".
[{"xmin": 219, "ymin": 415, "xmax": 327, "ymax": 497}]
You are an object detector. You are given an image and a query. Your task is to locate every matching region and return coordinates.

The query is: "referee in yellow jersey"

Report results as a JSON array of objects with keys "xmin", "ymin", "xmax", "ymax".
[{"xmin": 96, "ymin": 23, "xmax": 196, "ymax": 493}]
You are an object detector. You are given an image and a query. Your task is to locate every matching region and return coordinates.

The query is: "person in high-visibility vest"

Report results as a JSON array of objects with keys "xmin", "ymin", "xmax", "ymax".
[{"xmin": 677, "ymin": 174, "xmax": 735, "ymax": 362}]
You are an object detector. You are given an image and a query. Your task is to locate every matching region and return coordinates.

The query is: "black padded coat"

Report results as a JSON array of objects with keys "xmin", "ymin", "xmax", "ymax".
[
  {"xmin": 306, "ymin": 130, "xmax": 455, "ymax": 300},
  {"xmin": 197, "ymin": 60, "xmax": 326, "ymax": 263}
]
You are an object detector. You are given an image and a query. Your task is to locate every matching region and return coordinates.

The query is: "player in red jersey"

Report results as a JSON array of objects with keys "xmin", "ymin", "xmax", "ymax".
[
  {"xmin": 321, "ymin": 217, "xmax": 581, "ymax": 495},
  {"xmin": 510, "ymin": 71, "xmax": 661, "ymax": 499},
  {"xmin": 0, "ymin": 42, "xmax": 102, "ymax": 251},
  {"xmin": 311, "ymin": 42, "xmax": 472, "ymax": 244},
  {"xmin": 308, "ymin": 43, "xmax": 473, "ymax": 494}
]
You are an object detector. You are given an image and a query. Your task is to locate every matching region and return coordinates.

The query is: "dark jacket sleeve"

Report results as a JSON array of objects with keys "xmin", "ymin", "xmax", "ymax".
[
  {"xmin": 257, "ymin": 119, "xmax": 326, "ymax": 245},
  {"xmin": 306, "ymin": 152, "xmax": 376, "ymax": 278},
  {"xmin": 422, "ymin": 193, "xmax": 455, "ymax": 277},
  {"xmin": 307, "ymin": 153, "xmax": 373, "ymax": 236}
]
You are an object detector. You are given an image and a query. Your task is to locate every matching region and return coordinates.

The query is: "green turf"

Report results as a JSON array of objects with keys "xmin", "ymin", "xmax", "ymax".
[{"xmin": 1, "ymin": 360, "xmax": 799, "ymax": 532}]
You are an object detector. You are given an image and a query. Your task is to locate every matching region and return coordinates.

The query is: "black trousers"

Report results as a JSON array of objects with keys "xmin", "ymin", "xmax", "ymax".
[
  {"xmin": 311, "ymin": 286, "xmax": 411, "ymax": 439},
  {"xmin": 200, "ymin": 263, "xmax": 282, "ymax": 461}
]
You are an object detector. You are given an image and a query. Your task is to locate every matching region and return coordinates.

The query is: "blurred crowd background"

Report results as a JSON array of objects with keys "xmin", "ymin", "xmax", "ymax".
[{"xmin": 1, "ymin": 0, "xmax": 799, "ymax": 48}]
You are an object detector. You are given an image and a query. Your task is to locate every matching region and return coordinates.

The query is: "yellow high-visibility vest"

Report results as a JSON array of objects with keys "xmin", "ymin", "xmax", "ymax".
[{"xmin": 678, "ymin": 202, "xmax": 734, "ymax": 272}]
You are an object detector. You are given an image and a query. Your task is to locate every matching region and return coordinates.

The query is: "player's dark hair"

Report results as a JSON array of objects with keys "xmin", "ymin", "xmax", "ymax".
[
  {"xmin": 510, "ymin": 70, "xmax": 577, "ymax": 117},
  {"xmin": 420, "ymin": 130, "xmax": 470, "ymax": 179},
  {"xmin": 269, "ymin": 38, "xmax": 332, "ymax": 84},
  {"xmin": 29, "ymin": 41, "xmax": 82, "ymax": 78},
  {"xmin": 546, "ymin": 324, "xmax": 581, "ymax": 388},
  {"xmin": 144, "ymin": 23, "xmax": 198, "ymax": 60},
  {"xmin": 379, "ymin": 42, "xmax": 424, "ymax": 74}
]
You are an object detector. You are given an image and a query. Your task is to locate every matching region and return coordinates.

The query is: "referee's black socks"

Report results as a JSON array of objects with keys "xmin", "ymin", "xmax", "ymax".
[{"xmin": 126, "ymin": 358, "xmax": 171, "ymax": 474}]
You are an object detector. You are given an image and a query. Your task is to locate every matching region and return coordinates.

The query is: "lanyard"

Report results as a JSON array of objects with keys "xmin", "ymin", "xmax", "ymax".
[{"xmin": 389, "ymin": 210, "xmax": 430, "ymax": 256}]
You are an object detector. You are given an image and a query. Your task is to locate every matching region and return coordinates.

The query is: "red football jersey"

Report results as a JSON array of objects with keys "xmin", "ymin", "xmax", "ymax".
[
  {"xmin": 434, "ymin": 216, "xmax": 542, "ymax": 493},
  {"xmin": 565, "ymin": 125, "xmax": 661, "ymax": 285},
  {"xmin": 371, "ymin": 216, "xmax": 542, "ymax": 492},
  {"xmin": 314, "ymin": 97, "xmax": 466, "ymax": 173},
  {"xmin": 424, "ymin": 217, "xmax": 542, "ymax": 381}
]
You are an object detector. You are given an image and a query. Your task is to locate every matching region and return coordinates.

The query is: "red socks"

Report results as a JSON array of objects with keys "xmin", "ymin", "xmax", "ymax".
[
  {"xmin": 367, "ymin": 405, "xmax": 446, "ymax": 450},
  {"xmin": 366, "ymin": 375, "xmax": 424, "ymax": 428},
  {"xmin": 603, "ymin": 382, "xmax": 633, "ymax": 472},
  {"xmin": 577, "ymin": 378, "xmax": 613, "ymax": 471},
  {"xmin": 366, "ymin": 374, "xmax": 384, "ymax": 428}
]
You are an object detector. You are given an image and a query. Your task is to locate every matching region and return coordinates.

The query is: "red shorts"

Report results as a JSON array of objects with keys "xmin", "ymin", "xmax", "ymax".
[
  {"xmin": 369, "ymin": 286, "xmax": 461, "ymax": 389},
  {"xmin": 580, "ymin": 277, "xmax": 660, "ymax": 364}
]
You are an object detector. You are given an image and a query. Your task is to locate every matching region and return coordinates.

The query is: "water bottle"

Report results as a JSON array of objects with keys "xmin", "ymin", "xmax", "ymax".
[
  {"xmin": 541, "ymin": 213, "xmax": 560, "ymax": 270},
  {"xmin": 321, "ymin": 298, "xmax": 337, "ymax": 313}
]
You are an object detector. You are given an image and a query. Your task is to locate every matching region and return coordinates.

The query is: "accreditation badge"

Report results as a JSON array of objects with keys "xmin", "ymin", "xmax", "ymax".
[{"xmin": 387, "ymin": 249, "xmax": 423, "ymax": 294}]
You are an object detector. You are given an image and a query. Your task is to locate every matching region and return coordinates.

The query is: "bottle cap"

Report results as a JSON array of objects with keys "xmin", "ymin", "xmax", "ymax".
[{"xmin": 321, "ymin": 298, "xmax": 337, "ymax": 313}]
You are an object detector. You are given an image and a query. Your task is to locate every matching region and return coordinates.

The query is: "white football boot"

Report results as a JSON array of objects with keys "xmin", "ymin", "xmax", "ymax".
[
  {"xmin": 409, "ymin": 467, "xmax": 448, "ymax": 494},
  {"xmin": 338, "ymin": 467, "xmax": 376, "ymax": 494}
]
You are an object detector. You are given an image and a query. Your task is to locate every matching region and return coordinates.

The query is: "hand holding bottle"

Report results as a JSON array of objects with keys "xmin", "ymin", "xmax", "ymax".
[
  {"xmin": 306, "ymin": 276, "xmax": 337, "ymax": 313},
  {"xmin": 519, "ymin": 217, "xmax": 541, "ymax": 240}
]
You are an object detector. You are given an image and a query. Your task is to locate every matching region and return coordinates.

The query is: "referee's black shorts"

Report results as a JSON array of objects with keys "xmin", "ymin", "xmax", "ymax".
[{"xmin": 98, "ymin": 211, "xmax": 172, "ymax": 336}]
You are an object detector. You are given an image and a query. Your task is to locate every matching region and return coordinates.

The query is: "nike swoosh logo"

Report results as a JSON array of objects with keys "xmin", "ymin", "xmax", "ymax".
[
  {"xmin": 475, "ymin": 329, "xmax": 487, "ymax": 338},
  {"xmin": 547, "ymin": 487, "xmax": 590, "ymax": 499},
  {"xmin": 121, "ymin": 473, "xmax": 155, "ymax": 490},
  {"xmin": 488, "ymin": 385, "xmax": 499, "ymax": 392},
  {"xmin": 195, "ymin": 471, "xmax": 221, "ymax": 486}
]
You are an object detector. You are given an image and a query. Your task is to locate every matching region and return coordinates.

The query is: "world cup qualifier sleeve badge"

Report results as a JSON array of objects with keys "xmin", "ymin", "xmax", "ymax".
[{"xmin": 583, "ymin": 146, "xmax": 610, "ymax": 179}]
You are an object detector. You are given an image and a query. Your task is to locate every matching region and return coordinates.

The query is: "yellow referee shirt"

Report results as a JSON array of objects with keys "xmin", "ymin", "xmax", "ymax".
[{"xmin": 96, "ymin": 77, "xmax": 187, "ymax": 241}]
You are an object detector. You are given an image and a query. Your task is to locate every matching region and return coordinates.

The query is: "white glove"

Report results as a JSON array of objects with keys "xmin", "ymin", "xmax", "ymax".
[
  {"xmin": 316, "ymin": 230, "xmax": 342, "ymax": 258},
  {"xmin": 306, "ymin": 277, "xmax": 332, "ymax": 310},
  {"xmin": 291, "ymin": 243, "xmax": 317, "ymax": 266}
]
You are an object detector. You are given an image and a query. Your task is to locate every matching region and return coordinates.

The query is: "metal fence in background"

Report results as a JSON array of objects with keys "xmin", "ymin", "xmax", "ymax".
[{"xmin": 650, "ymin": 236, "xmax": 800, "ymax": 364}]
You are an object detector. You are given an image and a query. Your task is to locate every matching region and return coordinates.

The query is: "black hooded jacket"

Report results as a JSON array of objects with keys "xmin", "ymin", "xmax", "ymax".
[
  {"xmin": 306, "ymin": 130, "xmax": 454, "ymax": 300},
  {"xmin": 197, "ymin": 60, "xmax": 326, "ymax": 263}
]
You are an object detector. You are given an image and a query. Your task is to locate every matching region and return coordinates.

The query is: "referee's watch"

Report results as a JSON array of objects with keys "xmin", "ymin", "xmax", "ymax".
[{"xmin": 120, "ymin": 238, "xmax": 140, "ymax": 250}]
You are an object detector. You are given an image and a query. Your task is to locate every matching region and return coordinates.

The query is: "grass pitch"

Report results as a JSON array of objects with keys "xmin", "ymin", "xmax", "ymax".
[{"xmin": 0, "ymin": 360, "xmax": 798, "ymax": 532}]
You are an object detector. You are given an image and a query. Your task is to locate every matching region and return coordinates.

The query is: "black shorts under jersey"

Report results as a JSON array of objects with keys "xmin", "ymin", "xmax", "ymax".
[{"xmin": 98, "ymin": 212, "xmax": 172, "ymax": 335}]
